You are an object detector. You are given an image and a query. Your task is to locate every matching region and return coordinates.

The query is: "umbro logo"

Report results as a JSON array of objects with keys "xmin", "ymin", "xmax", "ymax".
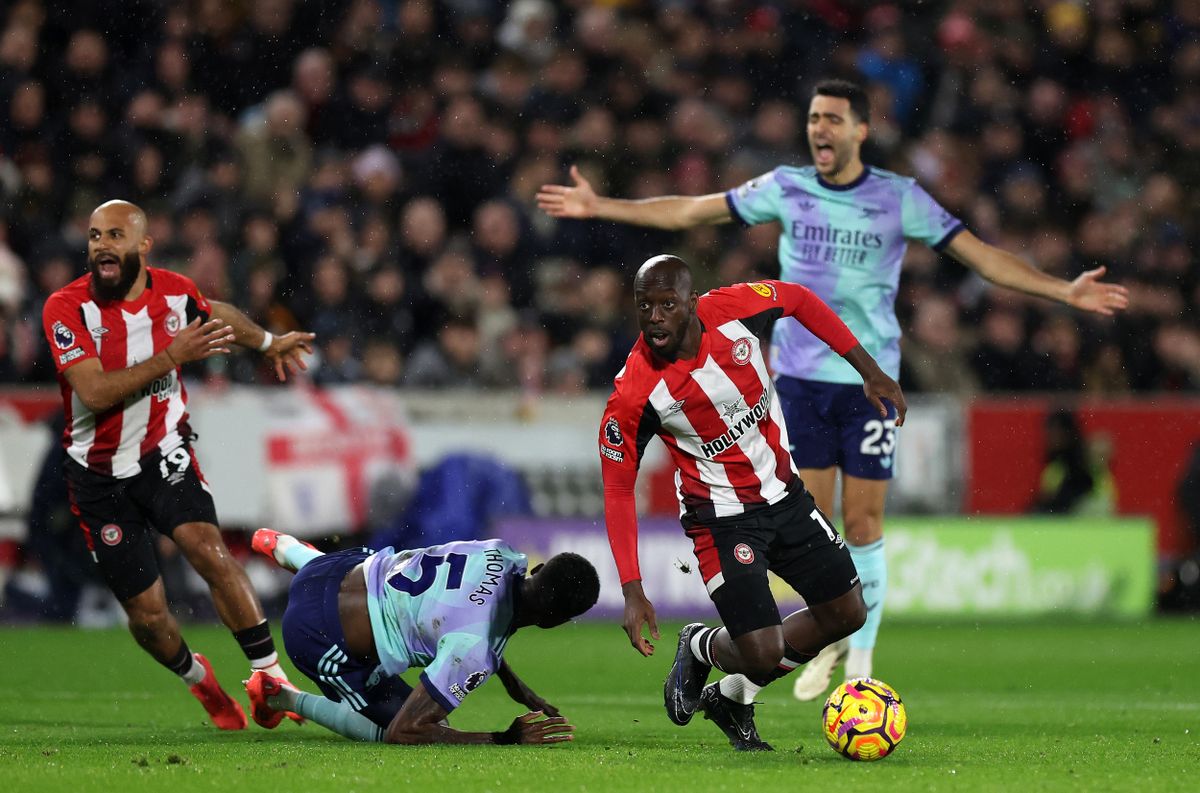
[
  {"xmin": 91, "ymin": 326, "xmax": 109, "ymax": 337},
  {"xmin": 665, "ymin": 399, "xmax": 686, "ymax": 415}
]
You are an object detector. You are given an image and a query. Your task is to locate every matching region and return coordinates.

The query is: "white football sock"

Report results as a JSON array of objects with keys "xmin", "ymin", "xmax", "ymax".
[
  {"xmin": 181, "ymin": 653, "xmax": 206, "ymax": 686},
  {"xmin": 718, "ymin": 675, "xmax": 762, "ymax": 705},
  {"xmin": 277, "ymin": 535, "xmax": 323, "ymax": 571},
  {"xmin": 253, "ymin": 659, "xmax": 288, "ymax": 680}
]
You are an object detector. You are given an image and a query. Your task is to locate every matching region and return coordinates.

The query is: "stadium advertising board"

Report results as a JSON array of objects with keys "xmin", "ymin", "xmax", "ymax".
[{"xmin": 495, "ymin": 516, "xmax": 1154, "ymax": 619}]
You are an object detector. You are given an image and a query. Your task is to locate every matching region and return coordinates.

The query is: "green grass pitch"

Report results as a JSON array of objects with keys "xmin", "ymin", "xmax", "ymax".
[{"xmin": 1, "ymin": 619, "xmax": 1197, "ymax": 792}]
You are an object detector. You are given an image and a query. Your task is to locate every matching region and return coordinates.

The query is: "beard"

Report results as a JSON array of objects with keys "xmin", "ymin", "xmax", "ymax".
[{"xmin": 89, "ymin": 251, "xmax": 142, "ymax": 302}]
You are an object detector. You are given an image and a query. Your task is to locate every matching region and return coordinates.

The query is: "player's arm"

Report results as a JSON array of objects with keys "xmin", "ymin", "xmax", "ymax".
[
  {"xmin": 773, "ymin": 282, "xmax": 908, "ymax": 426},
  {"xmin": 495, "ymin": 659, "xmax": 559, "ymax": 717},
  {"xmin": 383, "ymin": 680, "xmax": 573, "ymax": 746},
  {"xmin": 945, "ymin": 230, "xmax": 1129, "ymax": 316},
  {"xmin": 537, "ymin": 165, "xmax": 731, "ymax": 230},
  {"xmin": 603, "ymin": 457, "xmax": 660, "ymax": 657},
  {"xmin": 207, "ymin": 300, "xmax": 316, "ymax": 381},
  {"xmin": 599, "ymin": 397, "xmax": 661, "ymax": 657},
  {"xmin": 62, "ymin": 318, "xmax": 234, "ymax": 413}
]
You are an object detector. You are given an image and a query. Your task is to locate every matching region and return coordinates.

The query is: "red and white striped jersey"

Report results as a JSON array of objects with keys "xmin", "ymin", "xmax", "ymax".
[
  {"xmin": 41, "ymin": 268, "xmax": 210, "ymax": 478},
  {"xmin": 600, "ymin": 281, "xmax": 859, "ymax": 585}
]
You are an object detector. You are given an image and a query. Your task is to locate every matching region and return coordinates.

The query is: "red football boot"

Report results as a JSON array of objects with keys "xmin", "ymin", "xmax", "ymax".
[
  {"xmin": 251, "ymin": 528, "xmax": 316, "ymax": 569},
  {"xmin": 188, "ymin": 653, "xmax": 248, "ymax": 730},
  {"xmin": 245, "ymin": 670, "xmax": 306, "ymax": 727},
  {"xmin": 244, "ymin": 670, "xmax": 288, "ymax": 729}
]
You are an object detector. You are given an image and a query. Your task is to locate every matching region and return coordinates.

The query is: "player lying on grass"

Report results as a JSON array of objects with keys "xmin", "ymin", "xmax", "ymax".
[
  {"xmin": 599, "ymin": 255, "xmax": 905, "ymax": 750},
  {"xmin": 245, "ymin": 530, "xmax": 599, "ymax": 745}
]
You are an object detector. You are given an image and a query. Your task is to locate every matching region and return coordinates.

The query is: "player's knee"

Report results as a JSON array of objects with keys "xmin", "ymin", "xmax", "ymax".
[
  {"xmin": 813, "ymin": 588, "xmax": 866, "ymax": 641},
  {"xmin": 830, "ymin": 592, "xmax": 867, "ymax": 639},
  {"xmin": 843, "ymin": 513, "xmax": 883, "ymax": 546},
  {"xmin": 126, "ymin": 604, "xmax": 172, "ymax": 642},
  {"xmin": 842, "ymin": 596, "xmax": 867, "ymax": 636}
]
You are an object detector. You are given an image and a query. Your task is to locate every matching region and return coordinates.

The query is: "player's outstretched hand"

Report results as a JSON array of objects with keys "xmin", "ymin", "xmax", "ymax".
[
  {"xmin": 166, "ymin": 318, "xmax": 234, "ymax": 365},
  {"xmin": 1066, "ymin": 266, "xmax": 1129, "ymax": 316},
  {"xmin": 862, "ymin": 371, "xmax": 907, "ymax": 428},
  {"xmin": 536, "ymin": 165, "xmax": 598, "ymax": 219},
  {"xmin": 265, "ymin": 330, "xmax": 316, "ymax": 381},
  {"xmin": 621, "ymin": 581, "xmax": 660, "ymax": 657},
  {"xmin": 503, "ymin": 711, "xmax": 574, "ymax": 745}
]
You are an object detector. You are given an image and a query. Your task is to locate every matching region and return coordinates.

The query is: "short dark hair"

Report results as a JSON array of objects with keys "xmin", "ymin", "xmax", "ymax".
[
  {"xmin": 812, "ymin": 79, "xmax": 870, "ymax": 124},
  {"xmin": 535, "ymin": 552, "xmax": 600, "ymax": 623}
]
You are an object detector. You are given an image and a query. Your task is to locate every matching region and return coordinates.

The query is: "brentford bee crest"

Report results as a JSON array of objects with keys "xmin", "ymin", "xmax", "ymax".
[{"xmin": 731, "ymin": 337, "xmax": 753, "ymax": 365}]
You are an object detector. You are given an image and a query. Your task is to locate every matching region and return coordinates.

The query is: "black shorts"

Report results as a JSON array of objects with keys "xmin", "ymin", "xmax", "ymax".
[
  {"xmin": 64, "ymin": 444, "xmax": 219, "ymax": 601},
  {"xmin": 684, "ymin": 488, "xmax": 859, "ymax": 638}
]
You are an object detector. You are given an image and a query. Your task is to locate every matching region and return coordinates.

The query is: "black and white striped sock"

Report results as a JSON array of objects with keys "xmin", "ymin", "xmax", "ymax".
[{"xmin": 688, "ymin": 626, "xmax": 727, "ymax": 672}]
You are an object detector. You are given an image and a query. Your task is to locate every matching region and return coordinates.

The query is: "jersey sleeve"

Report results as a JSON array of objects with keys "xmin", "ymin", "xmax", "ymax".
[
  {"xmin": 599, "ymin": 378, "xmax": 661, "ymax": 585},
  {"xmin": 771, "ymin": 281, "xmax": 860, "ymax": 354},
  {"xmin": 155, "ymin": 268, "xmax": 212, "ymax": 322},
  {"xmin": 702, "ymin": 282, "xmax": 859, "ymax": 355},
  {"xmin": 725, "ymin": 169, "xmax": 784, "ymax": 226},
  {"xmin": 900, "ymin": 180, "xmax": 964, "ymax": 250},
  {"xmin": 178, "ymin": 271, "xmax": 212, "ymax": 321},
  {"xmin": 42, "ymin": 292, "xmax": 98, "ymax": 373},
  {"xmin": 419, "ymin": 631, "xmax": 498, "ymax": 713},
  {"xmin": 190, "ymin": 283, "xmax": 211, "ymax": 320}
]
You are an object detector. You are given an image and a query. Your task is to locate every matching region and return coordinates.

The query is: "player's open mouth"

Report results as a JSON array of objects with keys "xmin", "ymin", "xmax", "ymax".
[
  {"xmin": 814, "ymin": 144, "xmax": 835, "ymax": 167},
  {"xmin": 94, "ymin": 253, "xmax": 120, "ymax": 279},
  {"xmin": 647, "ymin": 330, "xmax": 671, "ymax": 348}
]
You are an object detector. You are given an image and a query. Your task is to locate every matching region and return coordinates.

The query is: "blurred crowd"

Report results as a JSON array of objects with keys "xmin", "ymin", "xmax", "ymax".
[{"xmin": 0, "ymin": 0, "xmax": 1198, "ymax": 394}]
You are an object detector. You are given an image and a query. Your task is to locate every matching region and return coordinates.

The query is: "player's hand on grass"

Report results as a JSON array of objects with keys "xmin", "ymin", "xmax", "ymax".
[
  {"xmin": 264, "ymin": 330, "xmax": 316, "ymax": 381},
  {"xmin": 502, "ymin": 711, "xmax": 574, "ymax": 745},
  {"xmin": 166, "ymin": 318, "xmax": 234, "ymax": 365},
  {"xmin": 621, "ymin": 581, "xmax": 660, "ymax": 657},
  {"xmin": 536, "ymin": 165, "xmax": 598, "ymax": 219},
  {"xmin": 1066, "ymin": 266, "xmax": 1130, "ymax": 316},
  {"xmin": 862, "ymin": 371, "xmax": 907, "ymax": 428}
]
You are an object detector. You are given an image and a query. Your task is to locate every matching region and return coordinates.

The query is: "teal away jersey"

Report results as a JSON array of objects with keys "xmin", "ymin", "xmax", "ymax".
[
  {"xmin": 726, "ymin": 165, "xmax": 963, "ymax": 383},
  {"xmin": 362, "ymin": 539, "xmax": 528, "ymax": 712}
]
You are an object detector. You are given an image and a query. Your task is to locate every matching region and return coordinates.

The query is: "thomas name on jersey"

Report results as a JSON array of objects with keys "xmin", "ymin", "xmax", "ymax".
[{"xmin": 468, "ymin": 547, "xmax": 507, "ymax": 605}]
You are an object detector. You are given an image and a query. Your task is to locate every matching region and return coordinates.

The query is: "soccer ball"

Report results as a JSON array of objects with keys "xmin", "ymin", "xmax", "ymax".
[{"xmin": 821, "ymin": 677, "xmax": 907, "ymax": 761}]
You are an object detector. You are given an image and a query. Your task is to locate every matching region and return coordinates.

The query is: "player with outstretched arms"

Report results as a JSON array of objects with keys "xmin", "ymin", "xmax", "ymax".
[
  {"xmin": 599, "ymin": 255, "xmax": 905, "ymax": 750},
  {"xmin": 245, "ymin": 530, "xmax": 599, "ymax": 745},
  {"xmin": 41, "ymin": 199, "xmax": 314, "ymax": 729},
  {"xmin": 541, "ymin": 79, "xmax": 1128, "ymax": 700}
]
